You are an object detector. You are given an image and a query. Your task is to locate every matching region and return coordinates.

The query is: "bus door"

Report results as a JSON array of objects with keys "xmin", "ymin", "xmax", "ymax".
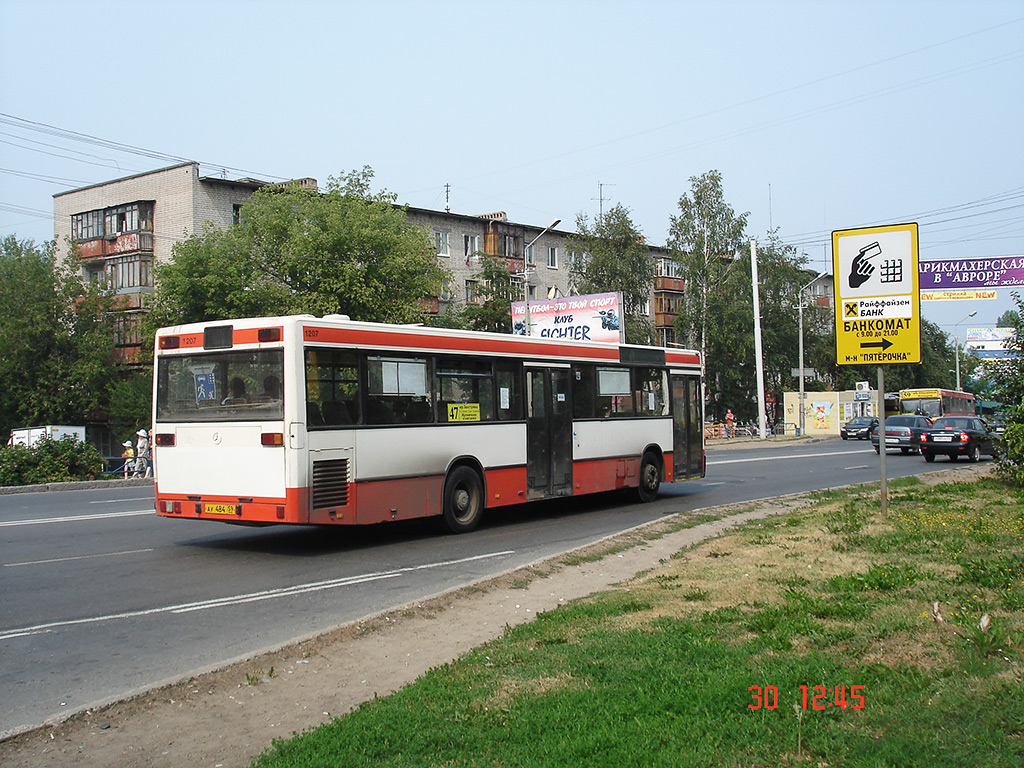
[
  {"xmin": 525, "ymin": 365, "xmax": 573, "ymax": 500},
  {"xmin": 671, "ymin": 372, "xmax": 705, "ymax": 479}
]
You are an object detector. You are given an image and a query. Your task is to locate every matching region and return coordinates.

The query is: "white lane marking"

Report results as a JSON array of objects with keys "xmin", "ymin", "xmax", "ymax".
[
  {"xmin": 4, "ymin": 548, "xmax": 154, "ymax": 568},
  {"xmin": 708, "ymin": 449, "xmax": 871, "ymax": 466},
  {"xmin": 0, "ymin": 510, "xmax": 152, "ymax": 528},
  {"xmin": 844, "ymin": 465, "xmax": 871, "ymax": 470},
  {"xmin": 0, "ymin": 550, "xmax": 516, "ymax": 641},
  {"xmin": 89, "ymin": 497, "xmax": 154, "ymax": 504}
]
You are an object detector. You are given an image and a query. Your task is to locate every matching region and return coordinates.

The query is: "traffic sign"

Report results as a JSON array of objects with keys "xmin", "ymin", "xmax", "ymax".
[{"xmin": 832, "ymin": 223, "xmax": 920, "ymax": 365}]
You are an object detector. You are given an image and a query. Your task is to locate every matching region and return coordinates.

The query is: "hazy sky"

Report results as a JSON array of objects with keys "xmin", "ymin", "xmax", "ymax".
[{"xmin": 1, "ymin": 0, "xmax": 1021, "ymax": 333}]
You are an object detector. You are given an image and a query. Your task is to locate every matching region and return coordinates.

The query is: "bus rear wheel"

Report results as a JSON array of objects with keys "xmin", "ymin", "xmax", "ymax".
[
  {"xmin": 442, "ymin": 466, "xmax": 483, "ymax": 533},
  {"xmin": 634, "ymin": 452, "xmax": 661, "ymax": 503}
]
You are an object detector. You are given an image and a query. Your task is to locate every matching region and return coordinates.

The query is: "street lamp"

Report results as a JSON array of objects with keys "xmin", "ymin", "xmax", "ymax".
[
  {"xmin": 519, "ymin": 218, "xmax": 561, "ymax": 336},
  {"xmin": 954, "ymin": 310, "xmax": 977, "ymax": 391},
  {"xmin": 797, "ymin": 270, "xmax": 827, "ymax": 436}
]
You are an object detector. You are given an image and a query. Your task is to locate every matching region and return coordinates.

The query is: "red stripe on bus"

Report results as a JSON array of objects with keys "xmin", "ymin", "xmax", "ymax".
[{"xmin": 304, "ymin": 325, "xmax": 622, "ymax": 361}]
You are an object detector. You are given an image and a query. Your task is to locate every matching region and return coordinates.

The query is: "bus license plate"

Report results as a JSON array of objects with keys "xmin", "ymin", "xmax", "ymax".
[{"xmin": 205, "ymin": 503, "xmax": 237, "ymax": 515}]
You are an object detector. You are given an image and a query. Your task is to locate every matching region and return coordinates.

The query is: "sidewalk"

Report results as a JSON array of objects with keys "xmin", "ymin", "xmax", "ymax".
[{"xmin": 0, "ymin": 476, "xmax": 153, "ymax": 496}]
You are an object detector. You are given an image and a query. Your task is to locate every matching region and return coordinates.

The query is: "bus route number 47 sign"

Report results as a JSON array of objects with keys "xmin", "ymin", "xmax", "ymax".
[{"xmin": 832, "ymin": 222, "xmax": 920, "ymax": 366}]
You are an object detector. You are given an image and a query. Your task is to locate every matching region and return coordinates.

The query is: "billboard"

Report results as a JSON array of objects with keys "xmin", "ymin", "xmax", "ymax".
[
  {"xmin": 919, "ymin": 256, "xmax": 1024, "ymax": 289},
  {"xmin": 511, "ymin": 291, "xmax": 623, "ymax": 343}
]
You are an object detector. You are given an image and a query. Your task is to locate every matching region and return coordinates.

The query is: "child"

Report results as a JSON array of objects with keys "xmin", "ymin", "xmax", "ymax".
[{"xmin": 121, "ymin": 440, "xmax": 134, "ymax": 479}]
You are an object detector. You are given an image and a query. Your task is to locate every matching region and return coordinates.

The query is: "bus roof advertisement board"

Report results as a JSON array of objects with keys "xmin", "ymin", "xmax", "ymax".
[{"xmin": 511, "ymin": 291, "xmax": 623, "ymax": 343}]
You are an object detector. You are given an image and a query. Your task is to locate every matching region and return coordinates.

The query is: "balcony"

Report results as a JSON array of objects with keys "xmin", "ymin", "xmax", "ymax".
[
  {"xmin": 77, "ymin": 231, "xmax": 154, "ymax": 260},
  {"xmin": 655, "ymin": 275, "xmax": 685, "ymax": 292},
  {"xmin": 654, "ymin": 312, "xmax": 678, "ymax": 328}
]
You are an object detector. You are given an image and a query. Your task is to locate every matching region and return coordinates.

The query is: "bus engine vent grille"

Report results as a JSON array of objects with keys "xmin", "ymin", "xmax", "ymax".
[{"xmin": 312, "ymin": 459, "xmax": 350, "ymax": 508}]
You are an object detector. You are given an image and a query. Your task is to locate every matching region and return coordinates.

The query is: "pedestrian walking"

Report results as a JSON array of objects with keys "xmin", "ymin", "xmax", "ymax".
[{"xmin": 134, "ymin": 428, "xmax": 151, "ymax": 478}]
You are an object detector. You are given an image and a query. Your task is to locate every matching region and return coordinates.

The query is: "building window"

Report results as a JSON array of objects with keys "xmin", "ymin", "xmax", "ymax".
[
  {"xmin": 499, "ymin": 233, "xmax": 519, "ymax": 258},
  {"xmin": 465, "ymin": 280, "xmax": 480, "ymax": 304},
  {"xmin": 106, "ymin": 254, "xmax": 154, "ymax": 290},
  {"xmin": 440, "ymin": 278, "xmax": 455, "ymax": 301},
  {"xmin": 435, "ymin": 231, "xmax": 450, "ymax": 257},
  {"xmin": 525, "ymin": 244, "xmax": 535, "ymax": 265},
  {"xmin": 71, "ymin": 201, "xmax": 153, "ymax": 241},
  {"xmin": 463, "ymin": 234, "xmax": 480, "ymax": 262},
  {"xmin": 71, "ymin": 210, "xmax": 103, "ymax": 241},
  {"xmin": 113, "ymin": 312, "xmax": 145, "ymax": 347},
  {"xmin": 547, "ymin": 246, "xmax": 558, "ymax": 268},
  {"xmin": 657, "ymin": 258, "xmax": 682, "ymax": 278}
]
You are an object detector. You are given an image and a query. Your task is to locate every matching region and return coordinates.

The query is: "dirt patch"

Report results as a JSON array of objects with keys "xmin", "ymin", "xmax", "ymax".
[{"xmin": 0, "ymin": 464, "xmax": 992, "ymax": 768}]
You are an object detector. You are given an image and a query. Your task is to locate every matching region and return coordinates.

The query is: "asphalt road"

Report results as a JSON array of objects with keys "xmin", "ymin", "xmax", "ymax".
[{"xmin": 0, "ymin": 437, "xmax": 960, "ymax": 737}]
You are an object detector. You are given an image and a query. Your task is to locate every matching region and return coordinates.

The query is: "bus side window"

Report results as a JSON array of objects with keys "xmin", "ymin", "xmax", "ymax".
[
  {"xmin": 305, "ymin": 347, "xmax": 360, "ymax": 428},
  {"xmin": 496, "ymin": 361, "xmax": 523, "ymax": 420},
  {"xmin": 572, "ymin": 365, "xmax": 597, "ymax": 419},
  {"xmin": 635, "ymin": 367, "xmax": 669, "ymax": 416},
  {"xmin": 436, "ymin": 358, "xmax": 494, "ymax": 422}
]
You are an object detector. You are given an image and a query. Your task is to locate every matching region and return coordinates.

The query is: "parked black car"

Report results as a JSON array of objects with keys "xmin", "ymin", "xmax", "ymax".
[
  {"xmin": 870, "ymin": 415, "xmax": 933, "ymax": 454},
  {"xmin": 919, "ymin": 416, "xmax": 997, "ymax": 462},
  {"xmin": 841, "ymin": 416, "xmax": 877, "ymax": 440}
]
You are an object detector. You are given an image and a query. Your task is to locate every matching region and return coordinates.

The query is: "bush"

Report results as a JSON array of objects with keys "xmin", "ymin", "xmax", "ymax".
[
  {"xmin": 995, "ymin": 421, "xmax": 1024, "ymax": 487},
  {"xmin": 0, "ymin": 437, "xmax": 104, "ymax": 486}
]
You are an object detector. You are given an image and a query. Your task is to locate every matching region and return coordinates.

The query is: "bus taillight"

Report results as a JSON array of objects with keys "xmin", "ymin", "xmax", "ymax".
[
  {"xmin": 261, "ymin": 433, "xmax": 284, "ymax": 446},
  {"xmin": 162, "ymin": 500, "xmax": 182, "ymax": 514},
  {"xmin": 155, "ymin": 433, "xmax": 176, "ymax": 447}
]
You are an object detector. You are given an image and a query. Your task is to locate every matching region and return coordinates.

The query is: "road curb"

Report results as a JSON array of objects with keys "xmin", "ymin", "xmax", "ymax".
[{"xmin": 0, "ymin": 478, "xmax": 153, "ymax": 496}]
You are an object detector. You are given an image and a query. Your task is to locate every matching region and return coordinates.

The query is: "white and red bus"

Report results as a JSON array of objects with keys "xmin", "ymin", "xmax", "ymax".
[
  {"xmin": 151, "ymin": 315, "xmax": 704, "ymax": 533},
  {"xmin": 898, "ymin": 388, "xmax": 975, "ymax": 419}
]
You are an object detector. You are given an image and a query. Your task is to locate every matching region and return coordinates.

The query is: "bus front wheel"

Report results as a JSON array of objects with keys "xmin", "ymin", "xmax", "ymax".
[
  {"xmin": 442, "ymin": 466, "xmax": 483, "ymax": 533},
  {"xmin": 634, "ymin": 453, "xmax": 661, "ymax": 503}
]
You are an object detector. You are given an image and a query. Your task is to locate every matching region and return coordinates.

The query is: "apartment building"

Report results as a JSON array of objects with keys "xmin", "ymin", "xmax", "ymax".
[
  {"xmin": 53, "ymin": 162, "xmax": 270, "ymax": 357},
  {"xmin": 53, "ymin": 163, "xmax": 687, "ymax": 355}
]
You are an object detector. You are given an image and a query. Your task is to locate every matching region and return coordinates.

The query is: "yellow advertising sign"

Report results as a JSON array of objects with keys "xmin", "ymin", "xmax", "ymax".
[
  {"xmin": 920, "ymin": 289, "xmax": 997, "ymax": 302},
  {"xmin": 832, "ymin": 223, "xmax": 920, "ymax": 365}
]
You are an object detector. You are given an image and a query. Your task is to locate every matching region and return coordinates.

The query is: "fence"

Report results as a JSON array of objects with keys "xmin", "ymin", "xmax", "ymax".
[{"xmin": 704, "ymin": 422, "xmax": 795, "ymax": 439}]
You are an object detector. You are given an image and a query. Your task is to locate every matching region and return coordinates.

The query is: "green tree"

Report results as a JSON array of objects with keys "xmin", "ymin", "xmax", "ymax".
[
  {"xmin": 997, "ymin": 309, "xmax": 1017, "ymax": 327},
  {"xmin": 990, "ymin": 293, "xmax": 1024, "ymax": 413},
  {"xmin": 667, "ymin": 171, "xmax": 750, "ymax": 372},
  {"xmin": 566, "ymin": 203, "xmax": 655, "ymax": 345},
  {"xmin": 462, "ymin": 254, "xmax": 519, "ymax": 333},
  {"xmin": 148, "ymin": 167, "xmax": 447, "ymax": 328},
  {"xmin": 0, "ymin": 235, "xmax": 120, "ymax": 439}
]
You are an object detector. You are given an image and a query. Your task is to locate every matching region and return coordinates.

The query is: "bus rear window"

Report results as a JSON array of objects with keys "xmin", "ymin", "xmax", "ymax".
[{"xmin": 156, "ymin": 350, "xmax": 284, "ymax": 422}]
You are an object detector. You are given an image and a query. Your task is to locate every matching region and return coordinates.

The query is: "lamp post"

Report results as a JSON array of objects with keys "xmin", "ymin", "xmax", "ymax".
[
  {"xmin": 520, "ymin": 218, "xmax": 561, "ymax": 336},
  {"xmin": 954, "ymin": 310, "xmax": 977, "ymax": 391},
  {"xmin": 797, "ymin": 270, "xmax": 827, "ymax": 436}
]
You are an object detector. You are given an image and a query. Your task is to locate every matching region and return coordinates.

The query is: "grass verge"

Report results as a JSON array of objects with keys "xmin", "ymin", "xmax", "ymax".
[{"xmin": 252, "ymin": 475, "xmax": 1024, "ymax": 767}]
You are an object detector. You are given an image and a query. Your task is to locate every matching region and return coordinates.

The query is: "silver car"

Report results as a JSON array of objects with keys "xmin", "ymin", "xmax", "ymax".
[{"xmin": 870, "ymin": 415, "xmax": 933, "ymax": 455}]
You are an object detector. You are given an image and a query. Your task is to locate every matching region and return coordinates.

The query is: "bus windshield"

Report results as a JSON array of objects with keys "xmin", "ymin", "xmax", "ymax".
[
  {"xmin": 899, "ymin": 397, "xmax": 940, "ymax": 418},
  {"xmin": 156, "ymin": 349, "xmax": 284, "ymax": 422}
]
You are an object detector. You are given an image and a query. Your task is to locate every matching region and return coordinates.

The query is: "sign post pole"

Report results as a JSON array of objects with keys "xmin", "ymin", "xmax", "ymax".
[{"xmin": 877, "ymin": 365, "xmax": 887, "ymax": 516}]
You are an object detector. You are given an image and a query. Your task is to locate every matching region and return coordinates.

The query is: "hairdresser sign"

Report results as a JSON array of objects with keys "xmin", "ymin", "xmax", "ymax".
[{"xmin": 511, "ymin": 291, "xmax": 624, "ymax": 343}]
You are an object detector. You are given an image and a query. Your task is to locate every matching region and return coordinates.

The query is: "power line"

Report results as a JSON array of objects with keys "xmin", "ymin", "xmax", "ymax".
[{"xmin": 0, "ymin": 113, "xmax": 291, "ymax": 184}]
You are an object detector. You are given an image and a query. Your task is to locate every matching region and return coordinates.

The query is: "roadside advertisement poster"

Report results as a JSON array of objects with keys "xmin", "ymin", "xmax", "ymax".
[
  {"xmin": 511, "ymin": 291, "xmax": 624, "ymax": 343},
  {"xmin": 919, "ymin": 255, "xmax": 1024, "ymax": 289},
  {"xmin": 920, "ymin": 289, "xmax": 997, "ymax": 302}
]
